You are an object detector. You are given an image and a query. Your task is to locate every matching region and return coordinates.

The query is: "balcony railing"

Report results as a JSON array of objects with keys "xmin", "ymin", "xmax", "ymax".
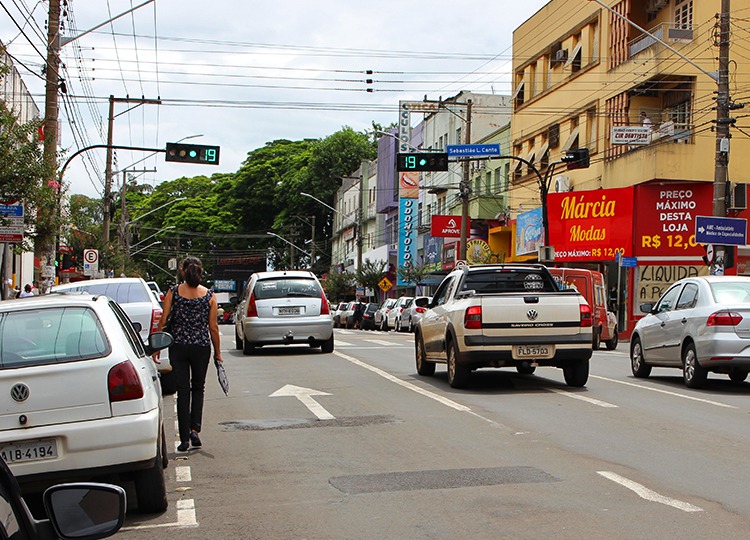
[{"xmin": 629, "ymin": 22, "xmax": 694, "ymax": 57}]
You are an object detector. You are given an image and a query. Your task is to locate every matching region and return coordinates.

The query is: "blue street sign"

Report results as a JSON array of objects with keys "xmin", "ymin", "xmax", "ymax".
[
  {"xmin": 620, "ymin": 257, "xmax": 637, "ymax": 268},
  {"xmin": 0, "ymin": 203, "xmax": 23, "ymax": 218},
  {"xmin": 446, "ymin": 144, "xmax": 501, "ymax": 157},
  {"xmin": 695, "ymin": 215, "xmax": 748, "ymax": 246}
]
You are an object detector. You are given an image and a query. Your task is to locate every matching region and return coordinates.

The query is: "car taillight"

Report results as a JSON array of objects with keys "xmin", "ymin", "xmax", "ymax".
[
  {"xmin": 416, "ymin": 307, "xmax": 426, "ymax": 314},
  {"xmin": 580, "ymin": 303, "xmax": 592, "ymax": 327},
  {"xmin": 108, "ymin": 361, "xmax": 144, "ymax": 402},
  {"xmin": 320, "ymin": 292, "xmax": 330, "ymax": 315},
  {"xmin": 246, "ymin": 293, "xmax": 258, "ymax": 317},
  {"xmin": 151, "ymin": 308, "xmax": 163, "ymax": 334},
  {"xmin": 464, "ymin": 305, "xmax": 482, "ymax": 329},
  {"xmin": 707, "ymin": 311, "xmax": 743, "ymax": 326}
]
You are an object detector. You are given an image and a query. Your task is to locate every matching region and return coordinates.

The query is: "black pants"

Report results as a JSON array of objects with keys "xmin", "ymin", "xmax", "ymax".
[{"xmin": 171, "ymin": 344, "xmax": 210, "ymax": 443}]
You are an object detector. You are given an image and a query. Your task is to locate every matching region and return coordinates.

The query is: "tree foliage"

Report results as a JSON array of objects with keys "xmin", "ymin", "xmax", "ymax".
[{"xmin": 355, "ymin": 258, "xmax": 387, "ymax": 300}]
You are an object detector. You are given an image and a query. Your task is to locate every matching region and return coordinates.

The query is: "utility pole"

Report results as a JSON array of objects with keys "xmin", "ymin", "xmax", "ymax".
[
  {"xmin": 712, "ymin": 0, "xmax": 731, "ymax": 275},
  {"xmin": 103, "ymin": 96, "xmax": 161, "ymax": 243},
  {"xmin": 459, "ymin": 99, "xmax": 472, "ymax": 261},
  {"xmin": 310, "ymin": 214, "xmax": 316, "ymax": 271},
  {"xmin": 38, "ymin": 0, "xmax": 61, "ymax": 292}
]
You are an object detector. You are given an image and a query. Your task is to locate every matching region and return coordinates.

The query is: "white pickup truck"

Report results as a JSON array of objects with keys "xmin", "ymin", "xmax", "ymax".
[{"xmin": 414, "ymin": 264, "xmax": 593, "ymax": 388}]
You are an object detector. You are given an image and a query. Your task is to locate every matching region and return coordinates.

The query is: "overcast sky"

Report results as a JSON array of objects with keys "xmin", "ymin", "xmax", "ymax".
[{"xmin": 1, "ymin": 0, "xmax": 549, "ymax": 198}]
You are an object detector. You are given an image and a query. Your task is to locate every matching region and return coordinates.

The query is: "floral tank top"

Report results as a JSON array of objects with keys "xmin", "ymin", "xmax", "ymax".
[{"xmin": 170, "ymin": 285, "xmax": 212, "ymax": 347}]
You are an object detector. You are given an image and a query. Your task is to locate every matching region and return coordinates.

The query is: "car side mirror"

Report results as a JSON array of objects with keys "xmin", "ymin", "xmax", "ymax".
[
  {"xmin": 639, "ymin": 303, "xmax": 654, "ymax": 314},
  {"xmin": 415, "ymin": 297, "xmax": 429, "ymax": 307},
  {"xmin": 43, "ymin": 483, "xmax": 126, "ymax": 539},
  {"xmin": 145, "ymin": 331, "xmax": 173, "ymax": 354},
  {"xmin": 131, "ymin": 321, "xmax": 142, "ymax": 334}
]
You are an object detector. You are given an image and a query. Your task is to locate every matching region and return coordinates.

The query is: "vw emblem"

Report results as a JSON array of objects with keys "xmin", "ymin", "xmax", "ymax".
[
  {"xmin": 526, "ymin": 309, "xmax": 539, "ymax": 321},
  {"xmin": 10, "ymin": 384, "xmax": 29, "ymax": 403}
]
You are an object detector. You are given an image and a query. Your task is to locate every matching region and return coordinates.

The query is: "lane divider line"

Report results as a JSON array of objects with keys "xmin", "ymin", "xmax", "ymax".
[
  {"xmin": 176, "ymin": 466, "xmax": 192, "ymax": 482},
  {"xmin": 591, "ymin": 375, "xmax": 737, "ymax": 409},
  {"xmin": 547, "ymin": 388, "xmax": 618, "ymax": 408},
  {"xmin": 597, "ymin": 471, "xmax": 703, "ymax": 512}
]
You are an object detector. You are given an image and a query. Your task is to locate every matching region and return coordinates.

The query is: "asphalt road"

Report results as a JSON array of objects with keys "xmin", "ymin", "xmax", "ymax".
[{"xmin": 119, "ymin": 325, "xmax": 750, "ymax": 539}]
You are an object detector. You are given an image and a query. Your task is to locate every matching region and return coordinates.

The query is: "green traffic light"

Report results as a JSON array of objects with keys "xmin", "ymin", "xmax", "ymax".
[
  {"xmin": 419, "ymin": 158, "xmax": 427, "ymax": 167},
  {"xmin": 189, "ymin": 150, "xmax": 198, "ymax": 158}
]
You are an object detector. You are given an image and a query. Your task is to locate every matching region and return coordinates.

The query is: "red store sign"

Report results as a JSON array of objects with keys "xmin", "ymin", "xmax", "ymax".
[
  {"xmin": 633, "ymin": 182, "xmax": 713, "ymax": 258},
  {"xmin": 431, "ymin": 215, "xmax": 466, "ymax": 238},
  {"xmin": 547, "ymin": 186, "xmax": 635, "ymax": 262}
]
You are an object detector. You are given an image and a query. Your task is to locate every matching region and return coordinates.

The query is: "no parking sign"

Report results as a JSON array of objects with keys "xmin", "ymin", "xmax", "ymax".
[{"xmin": 83, "ymin": 249, "xmax": 99, "ymax": 276}]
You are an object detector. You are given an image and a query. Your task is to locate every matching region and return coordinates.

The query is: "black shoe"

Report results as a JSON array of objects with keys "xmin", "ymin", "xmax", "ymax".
[
  {"xmin": 177, "ymin": 441, "xmax": 189, "ymax": 452},
  {"xmin": 190, "ymin": 431, "xmax": 202, "ymax": 448}
]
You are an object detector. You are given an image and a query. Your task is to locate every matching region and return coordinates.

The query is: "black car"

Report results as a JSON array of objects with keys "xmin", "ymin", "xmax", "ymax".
[
  {"xmin": 360, "ymin": 303, "xmax": 380, "ymax": 330},
  {"xmin": 0, "ymin": 454, "xmax": 125, "ymax": 539}
]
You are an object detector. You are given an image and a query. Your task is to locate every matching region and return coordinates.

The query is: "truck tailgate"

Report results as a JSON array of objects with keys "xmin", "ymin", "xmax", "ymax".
[{"xmin": 479, "ymin": 293, "xmax": 583, "ymax": 336}]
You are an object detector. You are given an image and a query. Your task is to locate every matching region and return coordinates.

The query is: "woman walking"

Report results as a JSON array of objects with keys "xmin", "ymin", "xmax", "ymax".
[{"xmin": 154, "ymin": 256, "xmax": 223, "ymax": 452}]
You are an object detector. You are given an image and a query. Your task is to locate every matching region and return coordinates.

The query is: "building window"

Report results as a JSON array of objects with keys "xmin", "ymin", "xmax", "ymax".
[
  {"xmin": 675, "ymin": 0, "xmax": 693, "ymax": 29},
  {"xmin": 586, "ymin": 107, "xmax": 598, "ymax": 154},
  {"xmin": 513, "ymin": 74, "xmax": 525, "ymax": 109},
  {"xmin": 456, "ymin": 127, "xmax": 462, "ymax": 145}
]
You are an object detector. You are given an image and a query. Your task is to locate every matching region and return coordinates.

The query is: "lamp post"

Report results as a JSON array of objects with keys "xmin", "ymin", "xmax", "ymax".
[
  {"xmin": 301, "ymin": 191, "xmax": 362, "ymax": 270},
  {"xmin": 266, "ymin": 232, "xmax": 311, "ymax": 269}
]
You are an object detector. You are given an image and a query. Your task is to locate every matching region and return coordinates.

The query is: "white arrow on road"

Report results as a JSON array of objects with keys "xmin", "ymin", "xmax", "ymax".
[{"xmin": 269, "ymin": 384, "xmax": 334, "ymax": 420}]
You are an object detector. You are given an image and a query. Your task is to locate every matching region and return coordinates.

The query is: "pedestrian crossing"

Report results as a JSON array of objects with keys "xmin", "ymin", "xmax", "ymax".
[{"xmin": 335, "ymin": 329, "xmax": 413, "ymax": 348}]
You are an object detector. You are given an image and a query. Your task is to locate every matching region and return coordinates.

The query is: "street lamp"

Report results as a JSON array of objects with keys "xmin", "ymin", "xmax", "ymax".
[
  {"xmin": 130, "ymin": 241, "xmax": 161, "ymax": 257},
  {"xmin": 129, "ymin": 226, "xmax": 175, "ymax": 252},
  {"xmin": 266, "ymin": 232, "xmax": 311, "ymax": 269},
  {"xmin": 127, "ymin": 197, "xmax": 187, "ymax": 226},
  {"xmin": 301, "ymin": 191, "xmax": 361, "ymax": 269}
]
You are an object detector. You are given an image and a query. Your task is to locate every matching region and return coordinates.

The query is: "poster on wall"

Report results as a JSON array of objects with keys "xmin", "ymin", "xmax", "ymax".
[
  {"xmin": 633, "ymin": 182, "xmax": 713, "ymax": 258},
  {"xmin": 515, "ymin": 207, "xmax": 544, "ymax": 256},
  {"xmin": 635, "ymin": 264, "xmax": 709, "ymax": 310},
  {"xmin": 423, "ymin": 234, "xmax": 443, "ymax": 272}
]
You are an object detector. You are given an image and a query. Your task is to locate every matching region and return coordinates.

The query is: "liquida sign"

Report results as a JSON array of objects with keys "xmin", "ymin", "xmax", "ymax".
[
  {"xmin": 547, "ymin": 187, "xmax": 635, "ymax": 262},
  {"xmin": 430, "ymin": 215, "xmax": 465, "ymax": 238}
]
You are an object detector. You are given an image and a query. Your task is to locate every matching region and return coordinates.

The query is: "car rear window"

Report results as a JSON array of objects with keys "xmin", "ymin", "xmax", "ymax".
[
  {"xmin": 254, "ymin": 278, "xmax": 322, "ymax": 300},
  {"xmin": 57, "ymin": 282, "xmax": 151, "ymax": 304},
  {"xmin": 710, "ymin": 281, "xmax": 750, "ymax": 304},
  {"xmin": 463, "ymin": 269, "xmax": 559, "ymax": 293},
  {"xmin": 0, "ymin": 307, "xmax": 110, "ymax": 368}
]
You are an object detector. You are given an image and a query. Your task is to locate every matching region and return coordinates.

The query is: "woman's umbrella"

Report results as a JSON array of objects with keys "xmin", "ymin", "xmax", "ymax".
[{"xmin": 215, "ymin": 359, "xmax": 229, "ymax": 396}]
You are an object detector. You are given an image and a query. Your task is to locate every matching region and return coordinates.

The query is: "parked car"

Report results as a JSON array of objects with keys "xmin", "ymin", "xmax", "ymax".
[
  {"xmin": 146, "ymin": 280, "xmax": 165, "ymax": 302},
  {"xmin": 0, "ymin": 293, "xmax": 172, "ymax": 513},
  {"xmin": 0, "ymin": 454, "xmax": 126, "ymax": 540},
  {"xmin": 339, "ymin": 301, "xmax": 358, "ymax": 329},
  {"xmin": 332, "ymin": 302, "xmax": 348, "ymax": 328},
  {"xmin": 386, "ymin": 296, "xmax": 414, "ymax": 331},
  {"xmin": 344, "ymin": 301, "xmax": 366, "ymax": 329},
  {"xmin": 360, "ymin": 302, "xmax": 380, "ymax": 330},
  {"xmin": 233, "ymin": 270, "xmax": 334, "ymax": 354},
  {"xmin": 400, "ymin": 296, "xmax": 432, "ymax": 332},
  {"xmin": 51, "ymin": 277, "xmax": 175, "ymax": 394},
  {"xmin": 631, "ymin": 275, "xmax": 750, "ymax": 388},
  {"xmin": 374, "ymin": 298, "xmax": 397, "ymax": 331}
]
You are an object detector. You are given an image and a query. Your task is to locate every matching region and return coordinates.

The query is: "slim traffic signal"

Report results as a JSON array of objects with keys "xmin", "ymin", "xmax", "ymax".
[
  {"xmin": 165, "ymin": 143, "xmax": 220, "ymax": 165},
  {"xmin": 561, "ymin": 148, "xmax": 590, "ymax": 170},
  {"xmin": 396, "ymin": 153, "xmax": 449, "ymax": 172}
]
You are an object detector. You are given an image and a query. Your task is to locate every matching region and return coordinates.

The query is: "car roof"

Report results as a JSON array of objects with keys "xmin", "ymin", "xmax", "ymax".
[
  {"xmin": 0, "ymin": 292, "xmax": 105, "ymax": 310},
  {"xmin": 252, "ymin": 270, "xmax": 317, "ymax": 280},
  {"xmin": 54, "ymin": 277, "xmax": 149, "ymax": 287}
]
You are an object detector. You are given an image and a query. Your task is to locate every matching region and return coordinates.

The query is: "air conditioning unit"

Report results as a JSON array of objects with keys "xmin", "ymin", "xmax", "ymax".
[
  {"xmin": 730, "ymin": 183, "xmax": 748, "ymax": 210},
  {"xmin": 554, "ymin": 49, "xmax": 569, "ymax": 63},
  {"xmin": 554, "ymin": 175, "xmax": 571, "ymax": 193}
]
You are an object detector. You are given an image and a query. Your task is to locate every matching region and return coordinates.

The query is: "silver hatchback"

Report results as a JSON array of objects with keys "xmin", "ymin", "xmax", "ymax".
[
  {"xmin": 234, "ymin": 270, "xmax": 334, "ymax": 354},
  {"xmin": 630, "ymin": 275, "xmax": 750, "ymax": 388}
]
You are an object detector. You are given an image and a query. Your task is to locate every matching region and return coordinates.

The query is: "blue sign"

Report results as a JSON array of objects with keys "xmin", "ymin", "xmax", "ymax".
[
  {"xmin": 213, "ymin": 280, "xmax": 237, "ymax": 291},
  {"xmin": 620, "ymin": 257, "xmax": 637, "ymax": 268},
  {"xmin": 446, "ymin": 144, "xmax": 501, "ymax": 157},
  {"xmin": 695, "ymin": 215, "xmax": 748, "ymax": 246},
  {"xmin": 0, "ymin": 204, "xmax": 23, "ymax": 218},
  {"xmin": 397, "ymin": 198, "xmax": 418, "ymax": 287}
]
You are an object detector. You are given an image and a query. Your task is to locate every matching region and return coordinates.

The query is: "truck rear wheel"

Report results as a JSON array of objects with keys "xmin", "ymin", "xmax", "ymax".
[
  {"xmin": 447, "ymin": 340, "xmax": 469, "ymax": 388},
  {"xmin": 563, "ymin": 358, "xmax": 589, "ymax": 387}
]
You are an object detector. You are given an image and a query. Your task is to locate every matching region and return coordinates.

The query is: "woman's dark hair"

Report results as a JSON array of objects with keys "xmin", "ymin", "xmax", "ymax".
[
  {"xmin": 182, "ymin": 256, "xmax": 203, "ymax": 287},
  {"xmin": 24, "ymin": 284, "xmax": 31, "ymax": 293}
]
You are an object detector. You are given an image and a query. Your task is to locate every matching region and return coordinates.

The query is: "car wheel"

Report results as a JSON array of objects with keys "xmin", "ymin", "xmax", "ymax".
[
  {"xmin": 729, "ymin": 369, "xmax": 748, "ymax": 383},
  {"xmin": 407, "ymin": 317, "xmax": 414, "ymax": 333},
  {"xmin": 321, "ymin": 334, "xmax": 334, "ymax": 353},
  {"xmin": 415, "ymin": 332, "xmax": 435, "ymax": 376},
  {"xmin": 235, "ymin": 327, "xmax": 242, "ymax": 350},
  {"xmin": 592, "ymin": 326, "xmax": 601, "ymax": 350},
  {"xmin": 380, "ymin": 318, "xmax": 387, "ymax": 331},
  {"xmin": 242, "ymin": 336, "xmax": 256, "ymax": 355},
  {"xmin": 682, "ymin": 342, "xmax": 707, "ymax": 388},
  {"xmin": 447, "ymin": 339, "xmax": 469, "ymax": 388},
  {"xmin": 516, "ymin": 363, "xmax": 536, "ymax": 375},
  {"xmin": 395, "ymin": 318, "xmax": 402, "ymax": 332},
  {"xmin": 605, "ymin": 331, "xmax": 619, "ymax": 350},
  {"xmin": 160, "ymin": 371, "xmax": 177, "ymax": 396},
  {"xmin": 563, "ymin": 358, "xmax": 589, "ymax": 387},
  {"xmin": 135, "ymin": 437, "xmax": 168, "ymax": 513},
  {"xmin": 630, "ymin": 336, "xmax": 652, "ymax": 378}
]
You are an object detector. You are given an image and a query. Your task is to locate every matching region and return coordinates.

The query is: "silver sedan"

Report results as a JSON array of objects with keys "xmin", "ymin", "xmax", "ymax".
[{"xmin": 630, "ymin": 275, "xmax": 750, "ymax": 388}]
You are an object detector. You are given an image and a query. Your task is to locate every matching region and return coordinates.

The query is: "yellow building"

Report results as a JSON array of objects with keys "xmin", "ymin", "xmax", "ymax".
[{"xmin": 508, "ymin": 0, "xmax": 750, "ymax": 336}]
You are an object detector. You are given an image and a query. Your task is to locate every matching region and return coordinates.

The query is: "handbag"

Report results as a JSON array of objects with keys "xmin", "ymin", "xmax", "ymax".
[{"xmin": 162, "ymin": 286, "xmax": 178, "ymax": 333}]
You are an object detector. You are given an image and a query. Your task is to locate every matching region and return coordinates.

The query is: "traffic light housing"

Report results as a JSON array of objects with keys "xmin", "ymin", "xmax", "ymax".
[
  {"xmin": 562, "ymin": 147, "xmax": 590, "ymax": 170},
  {"xmin": 165, "ymin": 143, "xmax": 220, "ymax": 165},
  {"xmin": 396, "ymin": 153, "xmax": 449, "ymax": 172}
]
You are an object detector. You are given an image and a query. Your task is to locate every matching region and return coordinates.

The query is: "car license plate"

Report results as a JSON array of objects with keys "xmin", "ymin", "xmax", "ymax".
[
  {"xmin": 513, "ymin": 345, "xmax": 554, "ymax": 359},
  {"xmin": 277, "ymin": 306, "xmax": 301, "ymax": 316},
  {"xmin": 0, "ymin": 439, "xmax": 58, "ymax": 464}
]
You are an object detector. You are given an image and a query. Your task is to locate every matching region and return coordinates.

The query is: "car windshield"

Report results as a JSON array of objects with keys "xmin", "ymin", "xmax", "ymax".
[
  {"xmin": 57, "ymin": 282, "xmax": 151, "ymax": 304},
  {"xmin": 710, "ymin": 281, "xmax": 750, "ymax": 304},
  {"xmin": 0, "ymin": 307, "xmax": 110, "ymax": 368},
  {"xmin": 463, "ymin": 269, "xmax": 558, "ymax": 293},
  {"xmin": 254, "ymin": 278, "xmax": 322, "ymax": 300}
]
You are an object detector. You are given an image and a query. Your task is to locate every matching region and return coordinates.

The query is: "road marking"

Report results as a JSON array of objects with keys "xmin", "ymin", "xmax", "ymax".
[
  {"xmin": 547, "ymin": 388, "xmax": 618, "ymax": 408},
  {"xmin": 176, "ymin": 466, "xmax": 191, "ymax": 482},
  {"xmin": 592, "ymin": 375, "xmax": 737, "ymax": 409},
  {"xmin": 333, "ymin": 351, "xmax": 512, "ymax": 431},
  {"xmin": 335, "ymin": 340, "xmax": 354, "ymax": 346},
  {"xmin": 122, "ymin": 499, "xmax": 199, "ymax": 530},
  {"xmin": 597, "ymin": 471, "xmax": 703, "ymax": 512},
  {"xmin": 270, "ymin": 384, "xmax": 335, "ymax": 420},
  {"xmin": 364, "ymin": 339, "xmax": 397, "ymax": 346}
]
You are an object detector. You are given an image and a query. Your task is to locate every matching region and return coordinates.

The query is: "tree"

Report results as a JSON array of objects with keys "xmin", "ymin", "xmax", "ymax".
[
  {"xmin": 355, "ymin": 259, "xmax": 387, "ymax": 301},
  {"xmin": 322, "ymin": 269, "xmax": 355, "ymax": 302},
  {"xmin": 397, "ymin": 263, "xmax": 435, "ymax": 294}
]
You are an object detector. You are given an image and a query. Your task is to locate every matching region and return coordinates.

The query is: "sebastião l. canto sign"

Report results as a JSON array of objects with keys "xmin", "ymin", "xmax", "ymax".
[{"xmin": 547, "ymin": 186, "xmax": 634, "ymax": 262}]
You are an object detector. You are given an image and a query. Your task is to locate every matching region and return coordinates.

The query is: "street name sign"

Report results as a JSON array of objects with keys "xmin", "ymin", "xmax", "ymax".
[
  {"xmin": 0, "ymin": 202, "xmax": 23, "ymax": 242},
  {"xmin": 446, "ymin": 144, "xmax": 501, "ymax": 157},
  {"xmin": 695, "ymin": 215, "xmax": 747, "ymax": 246}
]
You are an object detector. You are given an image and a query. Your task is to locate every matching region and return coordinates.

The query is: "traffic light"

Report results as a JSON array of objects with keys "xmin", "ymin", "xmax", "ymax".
[
  {"xmin": 562, "ymin": 147, "xmax": 590, "ymax": 170},
  {"xmin": 396, "ymin": 153, "xmax": 449, "ymax": 172},
  {"xmin": 165, "ymin": 143, "xmax": 221, "ymax": 165}
]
